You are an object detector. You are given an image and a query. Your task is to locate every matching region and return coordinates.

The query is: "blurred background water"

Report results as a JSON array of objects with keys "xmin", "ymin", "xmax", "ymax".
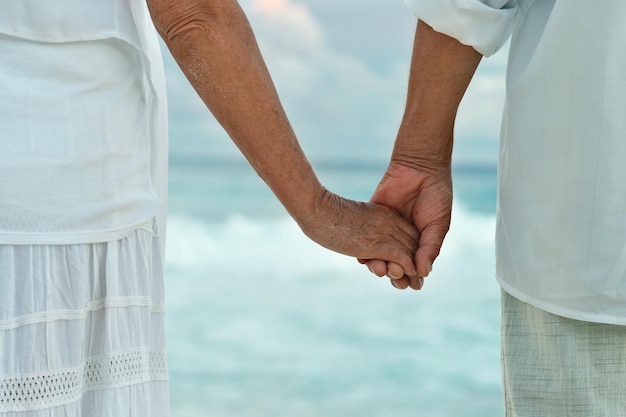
[{"xmin": 162, "ymin": 1, "xmax": 507, "ymax": 416}]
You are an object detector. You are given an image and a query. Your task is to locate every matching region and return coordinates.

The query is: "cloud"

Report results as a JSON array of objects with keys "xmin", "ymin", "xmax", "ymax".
[
  {"xmin": 241, "ymin": 0, "xmax": 413, "ymax": 160},
  {"xmin": 163, "ymin": 0, "xmax": 508, "ymax": 164},
  {"xmin": 249, "ymin": 0, "xmax": 323, "ymax": 48}
]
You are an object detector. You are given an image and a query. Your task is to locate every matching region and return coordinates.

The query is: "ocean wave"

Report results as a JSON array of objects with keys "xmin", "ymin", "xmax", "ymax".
[{"xmin": 163, "ymin": 206, "xmax": 501, "ymax": 417}]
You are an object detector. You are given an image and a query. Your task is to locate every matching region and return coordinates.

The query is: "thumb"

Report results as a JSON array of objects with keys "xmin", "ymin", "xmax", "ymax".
[{"xmin": 415, "ymin": 221, "xmax": 449, "ymax": 278}]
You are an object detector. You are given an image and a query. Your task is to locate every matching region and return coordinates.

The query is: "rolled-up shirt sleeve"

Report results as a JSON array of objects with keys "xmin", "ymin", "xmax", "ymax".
[{"xmin": 405, "ymin": 0, "xmax": 518, "ymax": 56}]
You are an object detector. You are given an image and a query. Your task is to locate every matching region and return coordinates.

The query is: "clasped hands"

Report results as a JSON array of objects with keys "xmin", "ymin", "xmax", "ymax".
[{"xmin": 297, "ymin": 160, "xmax": 452, "ymax": 291}]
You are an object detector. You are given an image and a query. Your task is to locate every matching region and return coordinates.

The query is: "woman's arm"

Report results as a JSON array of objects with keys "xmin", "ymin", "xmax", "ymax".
[{"xmin": 146, "ymin": 0, "xmax": 419, "ymax": 274}]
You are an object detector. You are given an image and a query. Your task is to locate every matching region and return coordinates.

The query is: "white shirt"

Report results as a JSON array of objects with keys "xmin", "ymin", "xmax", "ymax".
[
  {"xmin": 0, "ymin": 0, "xmax": 168, "ymax": 245},
  {"xmin": 406, "ymin": 0, "xmax": 626, "ymax": 324}
]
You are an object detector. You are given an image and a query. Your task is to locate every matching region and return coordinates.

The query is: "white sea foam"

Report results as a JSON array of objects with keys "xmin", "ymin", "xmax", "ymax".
[{"xmin": 163, "ymin": 204, "xmax": 502, "ymax": 417}]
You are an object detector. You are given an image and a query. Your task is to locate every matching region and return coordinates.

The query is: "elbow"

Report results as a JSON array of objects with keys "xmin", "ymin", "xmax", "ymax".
[{"xmin": 147, "ymin": 0, "xmax": 218, "ymax": 43}]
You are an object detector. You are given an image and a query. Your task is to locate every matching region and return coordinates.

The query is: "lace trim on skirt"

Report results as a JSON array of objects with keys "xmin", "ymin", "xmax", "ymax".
[{"xmin": 0, "ymin": 348, "xmax": 167, "ymax": 412}]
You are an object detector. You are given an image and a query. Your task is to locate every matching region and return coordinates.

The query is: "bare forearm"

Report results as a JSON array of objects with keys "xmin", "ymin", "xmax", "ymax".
[
  {"xmin": 147, "ymin": 0, "xmax": 322, "ymax": 221},
  {"xmin": 393, "ymin": 21, "xmax": 482, "ymax": 169},
  {"xmin": 146, "ymin": 0, "xmax": 423, "ymax": 270}
]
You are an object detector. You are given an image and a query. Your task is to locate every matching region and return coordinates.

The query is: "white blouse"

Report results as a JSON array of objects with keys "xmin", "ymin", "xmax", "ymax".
[
  {"xmin": 0, "ymin": 0, "xmax": 168, "ymax": 246},
  {"xmin": 406, "ymin": 0, "xmax": 626, "ymax": 324}
]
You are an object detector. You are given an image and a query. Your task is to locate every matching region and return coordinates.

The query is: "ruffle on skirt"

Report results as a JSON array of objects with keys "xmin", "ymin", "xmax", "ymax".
[{"xmin": 0, "ymin": 229, "xmax": 169, "ymax": 416}]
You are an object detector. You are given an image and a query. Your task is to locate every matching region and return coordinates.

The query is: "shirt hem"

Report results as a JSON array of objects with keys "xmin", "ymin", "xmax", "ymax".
[{"xmin": 497, "ymin": 276, "xmax": 626, "ymax": 326}]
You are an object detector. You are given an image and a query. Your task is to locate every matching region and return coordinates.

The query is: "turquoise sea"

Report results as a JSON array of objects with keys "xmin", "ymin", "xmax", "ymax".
[{"xmin": 164, "ymin": 156, "xmax": 501, "ymax": 417}]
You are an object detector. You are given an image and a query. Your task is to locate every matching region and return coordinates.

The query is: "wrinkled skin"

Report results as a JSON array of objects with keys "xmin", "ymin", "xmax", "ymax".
[{"xmin": 298, "ymin": 188, "xmax": 420, "ymax": 275}]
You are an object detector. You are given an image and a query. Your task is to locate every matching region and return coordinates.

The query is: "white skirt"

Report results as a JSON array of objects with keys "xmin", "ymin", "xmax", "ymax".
[{"xmin": 0, "ymin": 229, "xmax": 169, "ymax": 416}]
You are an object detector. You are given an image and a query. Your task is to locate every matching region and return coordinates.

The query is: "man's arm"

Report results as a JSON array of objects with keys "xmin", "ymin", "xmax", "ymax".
[
  {"xmin": 146, "ymin": 0, "xmax": 419, "ymax": 273},
  {"xmin": 365, "ymin": 20, "xmax": 482, "ymax": 289}
]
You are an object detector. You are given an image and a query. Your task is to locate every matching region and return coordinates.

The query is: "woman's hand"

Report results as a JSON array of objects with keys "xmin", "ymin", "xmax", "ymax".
[{"xmin": 296, "ymin": 188, "xmax": 420, "ymax": 278}]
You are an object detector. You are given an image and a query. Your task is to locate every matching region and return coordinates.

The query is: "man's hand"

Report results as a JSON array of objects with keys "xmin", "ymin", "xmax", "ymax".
[
  {"xmin": 297, "ymin": 188, "xmax": 420, "ymax": 278},
  {"xmin": 358, "ymin": 20, "xmax": 481, "ymax": 290},
  {"xmin": 362, "ymin": 160, "xmax": 452, "ymax": 290}
]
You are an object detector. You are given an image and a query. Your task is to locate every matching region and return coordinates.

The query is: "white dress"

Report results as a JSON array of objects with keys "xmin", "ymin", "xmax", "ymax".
[{"xmin": 0, "ymin": 0, "xmax": 170, "ymax": 415}]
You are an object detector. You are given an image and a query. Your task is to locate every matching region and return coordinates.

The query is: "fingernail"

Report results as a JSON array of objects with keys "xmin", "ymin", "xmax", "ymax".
[
  {"xmin": 417, "ymin": 277, "xmax": 424, "ymax": 290},
  {"xmin": 404, "ymin": 266, "xmax": 417, "ymax": 277},
  {"xmin": 425, "ymin": 261, "xmax": 433, "ymax": 276},
  {"xmin": 391, "ymin": 280, "xmax": 399, "ymax": 289},
  {"xmin": 388, "ymin": 271, "xmax": 402, "ymax": 280}
]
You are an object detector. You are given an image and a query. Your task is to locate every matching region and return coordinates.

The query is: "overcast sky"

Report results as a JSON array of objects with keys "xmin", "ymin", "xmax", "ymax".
[{"xmin": 163, "ymin": 0, "xmax": 510, "ymax": 166}]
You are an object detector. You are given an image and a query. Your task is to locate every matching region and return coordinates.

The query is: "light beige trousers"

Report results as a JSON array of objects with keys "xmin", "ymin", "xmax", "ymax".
[{"xmin": 501, "ymin": 290, "xmax": 626, "ymax": 416}]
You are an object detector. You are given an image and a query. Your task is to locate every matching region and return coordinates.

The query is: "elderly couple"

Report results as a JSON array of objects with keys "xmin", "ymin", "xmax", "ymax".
[{"xmin": 2, "ymin": 0, "xmax": 626, "ymax": 416}]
